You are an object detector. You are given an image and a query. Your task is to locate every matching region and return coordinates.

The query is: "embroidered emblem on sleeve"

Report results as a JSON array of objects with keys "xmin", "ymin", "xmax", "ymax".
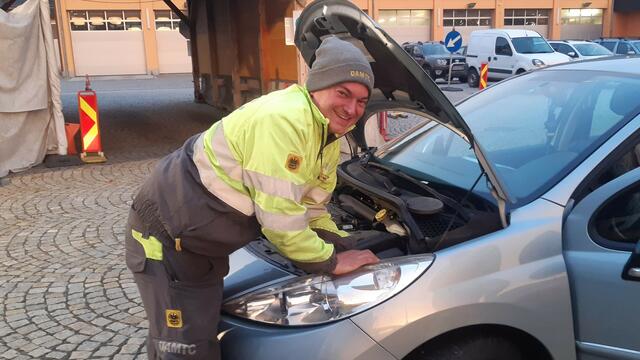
[{"xmin": 286, "ymin": 153, "xmax": 303, "ymax": 173}]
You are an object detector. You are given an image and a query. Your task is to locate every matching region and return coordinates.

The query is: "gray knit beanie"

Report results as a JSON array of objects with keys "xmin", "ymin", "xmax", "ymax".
[{"xmin": 306, "ymin": 37, "xmax": 374, "ymax": 95}]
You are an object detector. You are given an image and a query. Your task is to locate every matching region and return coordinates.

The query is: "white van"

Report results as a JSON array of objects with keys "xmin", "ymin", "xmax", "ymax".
[{"xmin": 465, "ymin": 29, "xmax": 571, "ymax": 87}]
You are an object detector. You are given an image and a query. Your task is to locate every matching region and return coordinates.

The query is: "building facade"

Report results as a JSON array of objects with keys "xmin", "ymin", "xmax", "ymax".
[
  {"xmin": 53, "ymin": 0, "xmax": 191, "ymax": 77},
  {"xmin": 52, "ymin": 0, "xmax": 639, "ymax": 77}
]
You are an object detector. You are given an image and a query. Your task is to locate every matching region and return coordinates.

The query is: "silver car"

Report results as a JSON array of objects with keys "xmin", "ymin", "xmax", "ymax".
[
  {"xmin": 548, "ymin": 40, "xmax": 613, "ymax": 60},
  {"xmin": 218, "ymin": 2, "xmax": 640, "ymax": 359}
]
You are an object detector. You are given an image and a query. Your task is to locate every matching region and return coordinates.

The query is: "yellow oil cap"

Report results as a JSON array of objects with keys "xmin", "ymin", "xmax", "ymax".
[{"xmin": 374, "ymin": 209, "xmax": 387, "ymax": 222}]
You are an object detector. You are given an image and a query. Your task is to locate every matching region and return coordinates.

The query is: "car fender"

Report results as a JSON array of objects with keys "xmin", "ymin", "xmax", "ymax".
[
  {"xmin": 350, "ymin": 198, "xmax": 576, "ymax": 360},
  {"xmin": 514, "ymin": 57, "xmax": 534, "ymax": 71}
]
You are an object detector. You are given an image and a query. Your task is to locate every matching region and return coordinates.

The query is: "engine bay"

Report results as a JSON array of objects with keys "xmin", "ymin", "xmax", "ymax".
[{"xmin": 248, "ymin": 157, "xmax": 503, "ymax": 273}]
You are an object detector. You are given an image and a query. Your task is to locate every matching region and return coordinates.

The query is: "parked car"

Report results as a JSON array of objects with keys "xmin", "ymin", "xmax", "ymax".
[
  {"xmin": 593, "ymin": 37, "xmax": 640, "ymax": 55},
  {"xmin": 453, "ymin": 45, "xmax": 467, "ymax": 56},
  {"xmin": 548, "ymin": 40, "xmax": 613, "ymax": 60},
  {"xmin": 218, "ymin": 2, "xmax": 640, "ymax": 359},
  {"xmin": 402, "ymin": 41, "xmax": 467, "ymax": 82},
  {"xmin": 465, "ymin": 29, "xmax": 571, "ymax": 87}
]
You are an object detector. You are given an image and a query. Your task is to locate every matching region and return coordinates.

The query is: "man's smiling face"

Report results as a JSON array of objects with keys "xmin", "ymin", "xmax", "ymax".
[{"xmin": 310, "ymin": 82, "xmax": 369, "ymax": 136}]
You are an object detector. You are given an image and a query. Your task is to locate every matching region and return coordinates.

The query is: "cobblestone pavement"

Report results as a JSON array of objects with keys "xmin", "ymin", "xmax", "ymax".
[
  {"xmin": 0, "ymin": 75, "xmax": 479, "ymax": 359},
  {"xmin": 0, "ymin": 75, "xmax": 219, "ymax": 359}
]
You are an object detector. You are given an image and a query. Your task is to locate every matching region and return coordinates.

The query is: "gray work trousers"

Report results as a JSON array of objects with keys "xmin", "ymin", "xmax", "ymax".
[{"xmin": 125, "ymin": 209, "xmax": 225, "ymax": 360}]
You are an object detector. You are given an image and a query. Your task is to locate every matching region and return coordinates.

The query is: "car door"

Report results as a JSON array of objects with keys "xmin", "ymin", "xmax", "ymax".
[
  {"xmin": 564, "ymin": 167, "xmax": 640, "ymax": 360},
  {"xmin": 490, "ymin": 36, "xmax": 513, "ymax": 79}
]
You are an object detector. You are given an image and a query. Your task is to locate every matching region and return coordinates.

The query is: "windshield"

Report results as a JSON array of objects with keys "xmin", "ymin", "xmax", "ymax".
[
  {"xmin": 574, "ymin": 43, "xmax": 612, "ymax": 56},
  {"xmin": 511, "ymin": 36, "xmax": 554, "ymax": 53},
  {"xmin": 422, "ymin": 43, "xmax": 449, "ymax": 55},
  {"xmin": 379, "ymin": 71, "xmax": 640, "ymax": 207},
  {"xmin": 632, "ymin": 41, "xmax": 640, "ymax": 51}
]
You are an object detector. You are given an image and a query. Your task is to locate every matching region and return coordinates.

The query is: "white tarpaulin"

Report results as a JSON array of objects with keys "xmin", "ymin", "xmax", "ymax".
[{"xmin": 0, "ymin": 0, "xmax": 66, "ymax": 177}]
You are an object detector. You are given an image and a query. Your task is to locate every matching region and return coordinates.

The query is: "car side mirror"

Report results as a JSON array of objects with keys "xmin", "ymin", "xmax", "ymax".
[
  {"xmin": 622, "ymin": 240, "xmax": 640, "ymax": 281},
  {"xmin": 567, "ymin": 51, "xmax": 577, "ymax": 58}
]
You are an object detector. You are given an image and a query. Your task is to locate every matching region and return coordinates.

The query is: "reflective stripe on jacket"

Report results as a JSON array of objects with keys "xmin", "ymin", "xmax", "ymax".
[{"xmin": 191, "ymin": 85, "xmax": 346, "ymax": 268}]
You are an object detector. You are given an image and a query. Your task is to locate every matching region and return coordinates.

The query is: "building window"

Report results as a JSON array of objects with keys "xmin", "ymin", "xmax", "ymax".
[
  {"xmin": 443, "ymin": 9, "xmax": 492, "ymax": 27},
  {"xmin": 561, "ymin": 8, "xmax": 603, "ymax": 25},
  {"xmin": 504, "ymin": 9, "xmax": 549, "ymax": 26},
  {"xmin": 68, "ymin": 10, "xmax": 142, "ymax": 32},
  {"xmin": 378, "ymin": 9, "xmax": 430, "ymax": 26},
  {"xmin": 155, "ymin": 10, "xmax": 184, "ymax": 31}
]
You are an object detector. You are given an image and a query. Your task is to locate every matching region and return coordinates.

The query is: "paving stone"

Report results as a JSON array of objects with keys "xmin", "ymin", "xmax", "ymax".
[
  {"xmin": 119, "ymin": 342, "xmax": 141, "ymax": 354},
  {"xmin": 41, "ymin": 338, "xmax": 63, "ymax": 348},
  {"xmin": 7, "ymin": 319, "xmax": 28, "ymax": 328},
  {"xmin": 78, "ymin": 325, "xmax": 101, "ymax": 336},
  {"xmin": 15, "ymin": 324, "xmax": 37, "ymax": 335},
  {"xmin": 76, "ymin": 341, "xmax": 100, "ymax": 351},
  {"xmin": 91, "ymin": 317, "xmax": 111, "ymax": 327},
  {"xmin": 110, "ymin": 334, "xmax": 129, "ymax": 346},
  {"xmin": 1, "ymin": 349, "xmax": 19, "ymax": 359},
  {"xmin": 90, "ymin": 331, "xmax": 114, "ymax": 342},
  {"xmin": 27, "ymin": 347, "xmax": 50, "ymax": 358},
  {"xmin": 113, "ymin": 355, "xmax": 136, "ymax": 360},
  {"xmin": 94, "ymin": 345, "xmax": 118, "ymax": 357},
  {"xmin": 53, "ymin": 329, "xmax": 75, "ymax": 340},
  {"xmin": 106, "ymin": 322, "xmax": 128, "ymax": 332},
  {"xmin": 55, "ymin": 343, "xmax": 76, "ymax": 352},
  {"xmin": 66, "ymin": 334, "xmax": 89, "ymax": 344},
  {"xmin": 69, "ymin": 350, "xmax": 93, "ymax": 359},
  {"xmin": 45, "ymin": 351, "xmax": 66, "ymax": 359}
]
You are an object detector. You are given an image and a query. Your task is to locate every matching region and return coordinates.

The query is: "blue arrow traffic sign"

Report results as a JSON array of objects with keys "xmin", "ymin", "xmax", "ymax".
[{"xmin": 444, "ymin": 30, "xmax": 462, "ymax": 53}]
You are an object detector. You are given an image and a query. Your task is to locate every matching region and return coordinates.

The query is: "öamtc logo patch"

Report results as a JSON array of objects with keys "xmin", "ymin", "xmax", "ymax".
[{"xmin": 166, "ymin": 309, "xmax": 183, "ymax": 328}]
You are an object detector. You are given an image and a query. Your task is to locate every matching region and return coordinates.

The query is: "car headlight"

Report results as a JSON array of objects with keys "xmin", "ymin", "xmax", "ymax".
[
  {"xmin": 532, "ymin": 59, "xmax": 545, "ymax": 66},
  {"xmin": 222, "ymin": 254, "xmax": 434, "ymax": 326},
  {"xmin": 436, "ymin": 59, "xmax": 447, "ymax": 66}
]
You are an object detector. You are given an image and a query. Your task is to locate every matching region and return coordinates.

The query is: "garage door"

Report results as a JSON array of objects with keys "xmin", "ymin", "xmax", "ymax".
[
  {"xmin": 443, "ymin": 9, "xmax": 492, "ymax": 45},
  {"xmin": 503, "ymin": 9, "xmax": 550, "ymax": 38},
  {"xmin": 378, "ymin": 9, "xmax": 431, "ymax": 44},
  {"xmin": 69, "ymin": 10, "xmax": 146, "ymax": 76},
  {"xmin": 560, "ymin": 8, "xmax": 603, "ymax": 40},
  {"xmin": 154, "ymin": 10, "xmax": 192, "ymax": 74}
]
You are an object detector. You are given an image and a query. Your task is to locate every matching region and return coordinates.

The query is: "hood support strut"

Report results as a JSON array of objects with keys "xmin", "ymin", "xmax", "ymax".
[{"xmin": 162, "ymin": 0, "xmax": 188, "ymax": 23}]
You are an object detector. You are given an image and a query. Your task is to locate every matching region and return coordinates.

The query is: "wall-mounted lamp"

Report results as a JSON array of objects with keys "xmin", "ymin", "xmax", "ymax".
[
  {"xmin": 467, "ymin": 2, "xmax": 476, "ymax": 9},
  {"xmin": 582, "ymin": 2, "xmax": 592, "ymax": 7}
]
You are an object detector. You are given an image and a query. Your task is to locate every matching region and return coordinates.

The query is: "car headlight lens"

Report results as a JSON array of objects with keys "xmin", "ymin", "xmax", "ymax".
[
  {"xmin": 532, "ymin": 59, "xmax": 545, "ymax": 66},
  {"xmin": 222, "ymin": 255, "xmax": 434, "ymax": 326},
  {"xmin": 436, "ymin": 59, "xmax": 447, "ymax": 66}
]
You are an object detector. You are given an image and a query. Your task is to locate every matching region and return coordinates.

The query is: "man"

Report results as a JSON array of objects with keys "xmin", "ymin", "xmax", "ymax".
[{"xmin": 125, "ymin": 36, "xmax": 379, "ymax": 359}]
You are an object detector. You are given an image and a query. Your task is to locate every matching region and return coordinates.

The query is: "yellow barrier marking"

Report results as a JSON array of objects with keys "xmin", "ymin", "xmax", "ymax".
[
  {"xmin": 480, "ymin": 66, "xmax": 488, "ymax": 89},
  {"xmin": 79, "ymin": 97, "xmax": 98, "ymax": 148},
  {"xmin": 80, "ymin": 97, "xmax": 97, "ymax": 122},
  {"xmin": 83, "ymin": 124, "xmax": 98, "ymax": 148}
]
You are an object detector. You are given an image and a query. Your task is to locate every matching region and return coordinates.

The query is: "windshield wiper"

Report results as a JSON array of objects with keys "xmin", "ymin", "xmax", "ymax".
[{"xmin": 359, "ymin": 147, "xmax": 377, "ymax": 165}]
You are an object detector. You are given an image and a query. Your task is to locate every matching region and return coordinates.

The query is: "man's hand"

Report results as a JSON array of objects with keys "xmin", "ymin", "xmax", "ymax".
[{"xmin": 332, "ymin": 249, "xmax": 379, "ymax": 275}]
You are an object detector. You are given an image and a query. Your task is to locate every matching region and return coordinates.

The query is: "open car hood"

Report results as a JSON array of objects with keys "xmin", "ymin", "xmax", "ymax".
[
  {"xmin": 296, "ymin": 1, "xmax": 472, "ymax": 145},
  {"xmin": 295, "ymin": 0, "xmax": 512, "ymax": 212}
]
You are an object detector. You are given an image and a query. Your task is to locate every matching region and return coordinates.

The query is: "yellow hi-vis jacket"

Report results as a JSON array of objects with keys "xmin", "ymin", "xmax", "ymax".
[{"xmin": 191, "ymin": 84, "xmax": 348, "ymax": 270}]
